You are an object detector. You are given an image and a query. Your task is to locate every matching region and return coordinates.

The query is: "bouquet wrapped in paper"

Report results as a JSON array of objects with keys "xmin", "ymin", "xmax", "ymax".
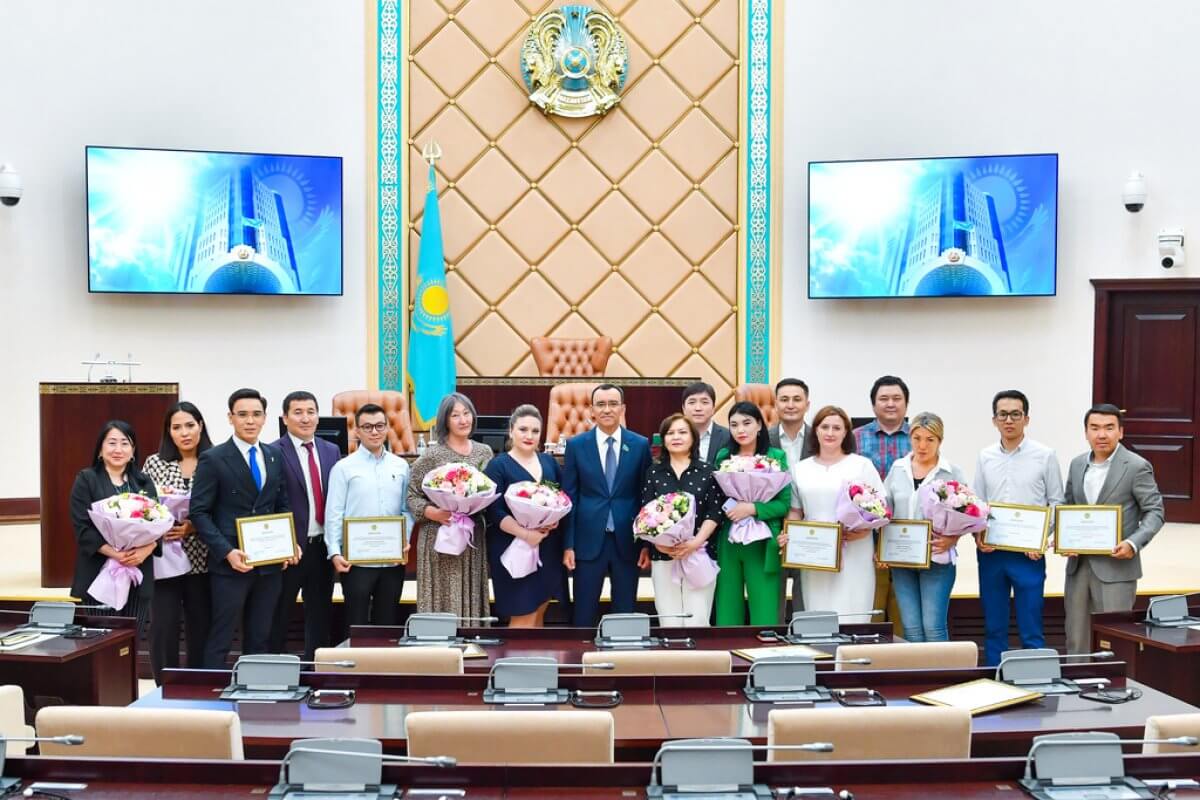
[
  {"xmin": 421, "ymin": 463, "xmax": 500, "ymax": 556},
  {"xmin": 918, "ymin": 479, "xmax": 990, "ymax": 564},
  {"xmin": 500, "ymin": 481, "xmax": 572, "ymax": 579},
  {"xmin": 713, "ymin": 455, "xmax": 792, "ymax": 544},
  {"xmin": 634, "ymin": 492, "xmax": 719, "ymax": 589},
  {"xmin": 86, "ymin": 492, "xmax": 174, "ymax": 609},
  {"xmin": 834, "ymin": 482, "xmax": 891, "ymax": 532},
  {"xmin": 153, "ymin": 491, "xmax": 193, "ymax": 580}
]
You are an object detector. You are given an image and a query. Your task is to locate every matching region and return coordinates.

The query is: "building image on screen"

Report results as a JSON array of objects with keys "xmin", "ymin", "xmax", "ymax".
[
  {"xmin": 808, "ymin": 153, "xmax": 1058, "ymax": 298},
  {"xmin": 87, "ymin": 146, "xmax": 343, "ymax": 295}
]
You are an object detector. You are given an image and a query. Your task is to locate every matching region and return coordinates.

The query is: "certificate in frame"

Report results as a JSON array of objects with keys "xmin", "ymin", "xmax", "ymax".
[
  {"xmin": 344, "ymin": 516, "xmax": 409, "ymax": 565},
  {"xmin": 235, "ymin": 512, "xmax": 297, "ymax": 567},
  {"xmin": 911, "ymin": 678, "xmax": 1043, "ymax": 716},
  {"xmin": 782, "ymin": 520, "xmax": 843, "ymax": 573},
  {"xmin": 981, "ymin": 502, "xmax": 1051, "ymax": 554},
  {"xmin": 876, "ymin": 519, "xmax": 932, "ymax": 568},
  {"xmin": 1053, "ymin": 504, "xmax": 1123, "ymax": 556}
]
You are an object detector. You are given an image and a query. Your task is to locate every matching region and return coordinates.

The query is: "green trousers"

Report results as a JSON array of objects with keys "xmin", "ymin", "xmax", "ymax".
[{"xmin": 715, "ymin": 539, "xmax": 780, "ymax": 625}]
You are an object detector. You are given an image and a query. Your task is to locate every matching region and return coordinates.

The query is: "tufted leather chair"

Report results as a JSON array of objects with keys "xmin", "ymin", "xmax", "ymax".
[
  {"xmin": 734, "ymin": 383, "xmax": 779, "ymax": 427},
  {"xmin": 331, "ymin": 390, "xmax": 417, "ymax": 454},
  {"xmin": 544, "ymin": 382, "xmax": 626, "ymax": 444},
  {"xmin": 530, "ymin": 336, "xmax": 613, "ymax": 377}
]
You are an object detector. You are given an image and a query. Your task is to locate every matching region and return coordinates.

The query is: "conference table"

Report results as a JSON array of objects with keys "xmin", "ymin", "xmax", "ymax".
[
  {"xmin": 0, "ymin": 614, "xmax": 137, "ymax": 705},
  {"xmin": 1092, "ymin": 605, "xmax": 1200, "ymax": 705},
  {"xmin": 136, "ymin": 660, "xmax": 1194, "ymax": 760}
]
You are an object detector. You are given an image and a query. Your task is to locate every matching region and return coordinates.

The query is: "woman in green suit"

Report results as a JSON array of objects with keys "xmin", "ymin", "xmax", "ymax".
[{"xmin": 713, "ymin": 401, "xmax": 791, "ymax": 625}]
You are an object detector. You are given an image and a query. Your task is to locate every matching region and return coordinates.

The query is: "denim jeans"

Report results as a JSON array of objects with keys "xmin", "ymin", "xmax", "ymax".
[{"xmin": 891, "ymin": 561, "xmax": 956, "ymax": 642}]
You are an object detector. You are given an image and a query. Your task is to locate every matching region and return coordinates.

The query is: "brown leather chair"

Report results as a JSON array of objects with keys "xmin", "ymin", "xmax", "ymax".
[
  {"xmin": 768, "ymin": 706, "xmax": 971, "ymax": 761},
  {"xmin": 37, "ymin": 706, "xmax": 243, "ymax": 759},
  {"xmin": 406, "ymin": 709, "xmax": 614, "ymax": 764},
  {"xmin": 582, "ymin": 650, "xmax": 731, "ymax": 675},
  {"xmin": 544, "ymin": 382, "xmax": 627, "ymax": 444},
  {"xmin": 331, "ymin": 390, "xmax": 416, "ymax": 454},
  {"xmin": 735, "ymin": 383, "xmax": 778, "ymax": 427},
  {"xmin": 314, "ymin": 646, "xmax": 463, "ymax": 674},
  {"xmin": 531, "ymin": 336, "xmax": 613, "ymax": 377}
]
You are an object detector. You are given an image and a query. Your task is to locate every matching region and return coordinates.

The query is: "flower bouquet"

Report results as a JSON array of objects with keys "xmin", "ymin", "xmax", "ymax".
[
  {"xmin": 834, "ymin": 482, "xmax": 891, "ymax": 532},
  {"xmin": 500, "ymin": 481, "xmax": 572, "ymax": 579},
  {"xmin": 421, "ymin": 463, "xmax": 500, "ymax": 555},
  {"xmin": 634, "ymin": 492, "xmax": 719, "ymax": 589},
  {"xmin": 918, "ymin": 479, "xmax": 990, "ymax": 564},
  {"xmin": 86, "ymin": 492, "xmax": 175, "ymax": 609},
  {"xmin": 153, "ymin": 491, "xmax": 193, "ymax": 580},
  {"xmin": 713, "ymin": 455, "xmax": 792, "ymax": 544}
]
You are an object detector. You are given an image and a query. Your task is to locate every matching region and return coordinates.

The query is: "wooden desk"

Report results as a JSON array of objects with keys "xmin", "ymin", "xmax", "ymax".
[
  {"xmin": 1093, "ymin": 604, "xmax": 1200, "ymax": 705},
  {"xmin": 0, "ymin": 617, "xmax": 137, "ymax": 705}
]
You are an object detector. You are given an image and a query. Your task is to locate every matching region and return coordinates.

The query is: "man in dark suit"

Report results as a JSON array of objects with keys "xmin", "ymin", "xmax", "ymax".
[
  {"xmin": 562, "ymin": 384, "xmax": 652, "ymax": 627},
  {"xmin": 682, "ymin": 382, "xmax": 731, "ymax": 467},
  {"xmin": 192, "ymin": 388, "xmax": 297, "ymax": 669},
  {"xmin": 767, "ymin": 377, "xmax": 813, "ymax": 620},
  {"xmin": 269, "ymin": 391, "xmax": 340, "ymax": 660}
]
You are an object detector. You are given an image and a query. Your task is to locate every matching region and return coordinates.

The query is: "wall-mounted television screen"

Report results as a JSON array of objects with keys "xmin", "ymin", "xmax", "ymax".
[
  {"xmin": 808, "ymin": 153, "xmax": 1058, "ymax": 298},
  {"xmin": 86, "ymin": 145, "xmax": 343, "ymax": 295}
]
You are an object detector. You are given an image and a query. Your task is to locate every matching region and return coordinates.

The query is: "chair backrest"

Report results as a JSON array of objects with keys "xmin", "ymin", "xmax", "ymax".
[
  {"xmin": 734, "ymin": 383, "xmax": 778, "ymax": 428},
  {"xmin": 405, "ymin": 709, "xmax": 614, "ymax": 764},
  {"xmin": 768, "ymin": 706, "xmax": 971, "ymax": 761},
  {"xmin": 314, "ymin": 646, "xmax": 463, "ymax": 674},
  {"xmin": 36, "ymin": 706, "xmax": 243, "ymax": 759},
  {"xmin": 531, "ymin": 337, "xmax": 613, "ymax": 377},
  {"xmin": 582, "ymin": 650, "xmax": 731, "ymax": 675},
  {"xmin": 0, "ymin": 685, "xmax": 34, "ymax": 755},
  {"xmin": 544, "ymin": 382, "xmax": 627, "ymax": 444},
  {"xmin": 331, "ymin": 390, "xmax": 417, "ymax": 454},
  {"xmin": 834, "ymin": 641, "xmax": 978, "ymax": 671},
  {"xmin": 1144, "ymin": 713, "xmax": 1200, "ymax": 753}
]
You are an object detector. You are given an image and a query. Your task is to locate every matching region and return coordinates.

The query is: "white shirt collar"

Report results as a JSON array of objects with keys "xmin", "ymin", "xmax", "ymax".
[
  {"xmin": 288, "ymin": 432, "xmax": 316, "ymax": 449},
  {"xmin": 779, "ymin": 423, "xmax": 805, "ymax": 443},
  {"xmin": 1090, "ymin": 445, "xmax": 1120, "ymax": 466},
  {"xmin": 896, "ymin": 452, "xmax": 954, "ymax": 480},
  {"xmin": 357, "ymin": 444, "xmax": 389, "ymax": 462},
  {"xmin": 596, "ymin": 426, "xmax": 622, "ymax": 448},
  {"xmin": 696, "ymin": 422, "xmax": 714, "ymax": 439},
  {"xmin": 232, "ymin": 435, "xmax": 259, "ymax": 455},
  {"xmin": 999, "ymin": 437, "xmax": 1026, "ymax": 455}
]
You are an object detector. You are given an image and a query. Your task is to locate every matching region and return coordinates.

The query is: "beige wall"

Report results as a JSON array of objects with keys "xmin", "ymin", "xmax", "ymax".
[{"xmin": 407, "ymin": 0, "xmax": 741, "ymax": 407}]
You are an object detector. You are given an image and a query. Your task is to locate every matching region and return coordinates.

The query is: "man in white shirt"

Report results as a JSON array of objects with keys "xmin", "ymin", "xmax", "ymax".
[
  {"xmin": 682, "ymin": 382, "xmax": 731, "ymax": 466},
  {"xmin": 768, "ymin": 377, "xmax": 812, "ymax": 619}
]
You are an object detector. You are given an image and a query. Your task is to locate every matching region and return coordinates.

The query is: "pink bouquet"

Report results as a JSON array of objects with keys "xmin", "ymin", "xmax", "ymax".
[
  {"xmin": 86, "ymin": 492, "xmax": 175, "ymax": 609},
  {"xmin": 918, "ymin": 479, "xmax": 990, "ymax": 564},
  {"xmin": 634, "ymin": 493, "xmax": 719, "ymax": 589},
  {"xmin": 500, "ymin": 481, "xmax": 572, "ymax": 579},
  {"xmin": 153, "ymin": 492, "xmax": 193, "ymax": 580},
  {"xmin": 421, "ymin": 463, "xmax": 499, "ymax": 556},
  {"xmin": 835, "ymin": 482, "xmax": 891, "ymax": 532},
  {"xmin": 713, "ymin": 455, "xmax": 792, "ymax": 544}
]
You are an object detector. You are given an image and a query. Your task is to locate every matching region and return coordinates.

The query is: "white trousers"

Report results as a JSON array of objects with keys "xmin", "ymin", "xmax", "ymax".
[{"xmin": 651, "ymin": 561, "xmax": 715, "ymax": 627}]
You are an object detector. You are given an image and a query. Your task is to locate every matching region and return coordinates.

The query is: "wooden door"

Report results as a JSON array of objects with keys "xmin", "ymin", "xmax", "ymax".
[{"xmin": 1093, "ymin": 279, "xmax": 1200, "ymax": 522}]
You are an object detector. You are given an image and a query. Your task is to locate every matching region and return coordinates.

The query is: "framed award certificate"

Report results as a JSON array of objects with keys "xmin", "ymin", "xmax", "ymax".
[
  {"xmin": 782, "ymin": 520, "xmax": 842, "ymax": 572},
  {"xmin": 344, "ymin": 516, "xmax": 409, "ymax": 564},
  {"xmin": 235, "ymin": 513, "xmax": 297, "ymax": 567},
  {"xmin": 877, "ymin": 520, "xmax": 931, "ymax": 568},
  {"xmin": 1054, "ymin": 505, "xmax": 1123, "ymax": 555},
  {"xmin": 911, "ymin": 678, "xmax": 1043, "ymax": 715},
  {"xmin": 981, "ymin": 503, "xmax": 1050, "ymax": 553}
]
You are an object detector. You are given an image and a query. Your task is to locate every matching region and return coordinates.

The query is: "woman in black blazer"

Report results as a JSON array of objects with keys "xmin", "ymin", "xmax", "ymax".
[{"xmin": 69, "ymin": 420, "xmax": 159, "ymax": 614}]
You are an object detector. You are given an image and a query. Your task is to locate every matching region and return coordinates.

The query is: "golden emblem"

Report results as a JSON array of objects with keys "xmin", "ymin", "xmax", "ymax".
[{"xmin": 521, "ymin": 4, "xmax": 628, "ymax": 118}]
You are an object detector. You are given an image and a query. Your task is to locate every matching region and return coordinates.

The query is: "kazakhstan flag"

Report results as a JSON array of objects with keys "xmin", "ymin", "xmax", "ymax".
[{"xmin": 406, "ymin": 164, "xmax": 456, "ymax": 429}]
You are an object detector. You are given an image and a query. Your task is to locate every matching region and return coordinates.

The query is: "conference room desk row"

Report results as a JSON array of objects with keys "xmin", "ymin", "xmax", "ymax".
[
  {"xmin": 136, "ymin": 661, "xmax": 1195, "ymax": 761},
  {"xmin": 10, "ymin": 754, "xmax": 1200, "ymax": 799},
  {"xmin": 1092, "ymin": 605, "xmax": 1200, "ymax": 705},
  {"xmin": 0, "ymin": 612, "xmax": 136, "ymax": 705}
]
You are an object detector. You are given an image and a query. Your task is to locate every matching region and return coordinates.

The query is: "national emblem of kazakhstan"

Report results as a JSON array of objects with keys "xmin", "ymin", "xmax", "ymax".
[{"xmin": 520, "ymin": 4, "xmax": 629, "ymax": 118}]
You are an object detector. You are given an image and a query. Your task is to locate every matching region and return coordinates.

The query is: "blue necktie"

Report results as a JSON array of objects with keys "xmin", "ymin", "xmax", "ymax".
[
  {"xmin": 604, "ymin": 436, "xmax": 616, "ymax": 531},
  {"xmin": 248, "ymin": 445, "xmax": 263, "ymax": 491}
]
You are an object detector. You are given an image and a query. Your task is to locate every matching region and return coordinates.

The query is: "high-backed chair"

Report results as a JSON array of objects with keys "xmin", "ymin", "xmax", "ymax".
[
  {"xmin": 331, "ymin": 390, "xmax": 417, "ymax": 454},
  {"xmin": 0, "ymin": 685, "xmax": 34, "ymax": 755},
  {"xmin": 1144, "ymin": 713, "xmax": 1200, "ymax": 753},
  {"xmin": 768, "ymin": 706, "xmax": 971, "ymax": 761},
  {"xmin": 834, "ymin": 641, "xmax": 978, "ymax": 671},
  {"xmin": 405, "ymin": 710, "xmax": 614, "ymax": 764},
  {"xmin": 734, "ymin": 383, "xmax": 778, "ymax": 427},
  {"xmin": 582, "ymin": 649, "xmax": 731, "ymax": 675},
  {"xmin": 531, "ymin": 336, "xmax": 613, "ymax": 377},
  {"xmin": 314, "ymin": 646, "xmax": 463, "ymax": 674},
  {"xmin": 37, "ymin": 706, "xmax": 243, "ymax": 759},
  {"xmin": 544, "ymin": 382, "xmax": 627, "ymax": 444}
]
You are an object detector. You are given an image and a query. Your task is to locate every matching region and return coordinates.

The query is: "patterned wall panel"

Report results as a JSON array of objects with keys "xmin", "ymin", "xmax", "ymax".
[{"xmin": 406, "ymin": 0, "xmax": 741, "ymax": 408}]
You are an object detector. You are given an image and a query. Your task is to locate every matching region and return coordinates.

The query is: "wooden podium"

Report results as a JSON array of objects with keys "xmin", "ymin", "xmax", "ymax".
[{"xmin": 39, "ymin": 383, "xmax": 178, "ymax": 588}]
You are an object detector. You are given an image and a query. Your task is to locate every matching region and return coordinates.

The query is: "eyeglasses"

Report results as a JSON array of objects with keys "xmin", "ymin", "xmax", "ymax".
[
  {"xmin": 233, "ymin": 411, "xmax": 265, "ymax": 420},
  {"xmin": 358, "ymin": 422, "xmax": 389, "ymax": 433},
  {"xmin": 592, "ymin": 401, "xmax": 623, "ymax": 410},
  {"xmin": 994, "ymin": 412, "xmax": 1025, "ymax": 421}
]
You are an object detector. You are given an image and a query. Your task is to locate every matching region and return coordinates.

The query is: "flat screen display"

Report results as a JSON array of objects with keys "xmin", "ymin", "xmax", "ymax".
[
  {"xmin": 86, "ymin": 145, "xmax": 343, "ymax": 295},
  {"xmin": 808, "ymin": 153, "xmax": 1058, "ymax": 298}
]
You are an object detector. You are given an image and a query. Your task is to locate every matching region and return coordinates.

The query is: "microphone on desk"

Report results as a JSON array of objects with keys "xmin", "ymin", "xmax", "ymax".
[
  {"xmin": 0, "ymin": 736, "xmax": 85, "ymax": 747},
  {"xmin": 491, "ymin": 659, "xmax": 616, "ymax": 671},
  {"xmin": 994, "ymin": 649, "xmax": 1112, "ymax": 681},
  {"xmin": 649, "ymin": 739, "xmax": 833, "ymax": 789},
  {"xmin": 1023, "ymin": 734, "xmax": 1198, "ymax": 781},
  {"xmin": 234, "ymin": 656, "xmax": 357, "ymax": 669},
  {"xmin": 278, "ymin": 744, "xmax": 456, "ymax": 784}
]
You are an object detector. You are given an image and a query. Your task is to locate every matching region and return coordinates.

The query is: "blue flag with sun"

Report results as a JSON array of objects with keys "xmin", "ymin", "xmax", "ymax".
[{"xmin": 406, "ymin": 164, "xmax": 456, "ymax": 429}]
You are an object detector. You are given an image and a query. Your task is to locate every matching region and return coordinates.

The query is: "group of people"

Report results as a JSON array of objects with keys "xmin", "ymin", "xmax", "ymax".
[{"xmin": 69, "ymin": 375, "xmax": 1164, "ymax": 681}]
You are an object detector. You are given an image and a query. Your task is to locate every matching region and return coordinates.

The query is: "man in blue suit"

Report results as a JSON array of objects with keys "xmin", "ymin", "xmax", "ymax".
[{"xmin": 561, "ymin": 384, "xmax": 652, "ymax": 627}]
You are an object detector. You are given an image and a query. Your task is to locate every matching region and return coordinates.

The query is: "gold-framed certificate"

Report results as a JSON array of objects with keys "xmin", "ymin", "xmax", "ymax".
[
  {"xmin": 981, "ymin": 502, "xmax": 1050, "ymax": 553},
  {"xmin": 782, "ymin": 520, "xmax": 842, "ymax": 572},
  {"xmin": 1054, "ymin": 504, "xmax": 1123, "ymax": 555},
  {"xmin": 730, "ymin": 644, "xmax": 831, "ymax": 662},
  {"xmin": 877, "ymin": 520, "xmax": 932, "ymax": 568},
  {"xmin": 911, "ymin": 678, "xmax": 1043, "ymax": 716},
  {"xmin": 344, "ymin": 516, "xmax": 409, "ymax": 564},
  {"xmin": 235, "ymin": 512, "xmax": 297, "ymax": 566}
]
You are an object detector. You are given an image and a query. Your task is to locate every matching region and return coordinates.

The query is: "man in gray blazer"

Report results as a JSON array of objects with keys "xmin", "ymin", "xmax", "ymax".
[
  {"xmin": 682, "ymin": 382, "xmax": 732, "ymax": 466},
  {"xmin": 767, "ymin": 377, "xmax": 813, "ymax": 620},
  {"xmin": 1062, "ymin": 404, "xmax": 1165, "ymax": 653}
]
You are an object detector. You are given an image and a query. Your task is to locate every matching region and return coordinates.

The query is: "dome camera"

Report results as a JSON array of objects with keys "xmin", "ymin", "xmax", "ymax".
[
  {"xmin": 1122, "ymin": 171, "xmax": 1146, "ymax": 212},
  {"xmin": 0, "ymin": 164, "xmax": 22, "ymax": 207}
]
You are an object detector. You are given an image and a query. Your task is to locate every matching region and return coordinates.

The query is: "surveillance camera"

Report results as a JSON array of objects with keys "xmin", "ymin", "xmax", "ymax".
[
  {"xmin": 0, "ymin": 164, "xmax": 21, "ymax": 207},
  {"xmin": 1159, "ymin": 228, "xmax": 1185, "ymax": 270},
  {"xmin": 1122, "ymin": 171, "xmax": 1146, "ymax": 212}
]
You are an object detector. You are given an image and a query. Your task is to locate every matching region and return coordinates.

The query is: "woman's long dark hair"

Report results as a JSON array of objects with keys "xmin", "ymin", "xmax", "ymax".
[
  {"xmin": 157, "ymin": 401, "xmax": 214, "ymax": 461},
  {"xmin": 657, "ymin": 413, "xmax": 699, "ymax": 464},
  {"xmin": 89, "ymin": 420, "xmax": 144, "ymax": 481},
  {"xmin": 727, "ymin": 401, "xmax": 770, "ymax": 456}
]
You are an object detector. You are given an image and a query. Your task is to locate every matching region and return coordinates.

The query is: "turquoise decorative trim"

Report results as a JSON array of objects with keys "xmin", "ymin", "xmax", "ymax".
[
  {"xmin": 744, "ymin": 0, "xmax": 771, "ymax": 384},
  {"xmin": 377, "ymin": 0, "xmax": 402, "ymax": 389}
]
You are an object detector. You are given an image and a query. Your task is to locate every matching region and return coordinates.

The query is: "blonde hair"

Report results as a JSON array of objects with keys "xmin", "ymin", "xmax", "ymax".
[{"xmin": 910, "ymin": 411, "xmax": 945, "ymax": 441}]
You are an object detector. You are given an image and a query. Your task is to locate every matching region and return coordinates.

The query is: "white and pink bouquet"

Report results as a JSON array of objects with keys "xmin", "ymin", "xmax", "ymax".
[
  {"xmin": 500, "ymin": 481, "xmax": 572, "ymax": 579},
  {"xmin": 918, "ymin": 479, "xmax": 990, "ymax": 564},
  {"xmin": 421, "ymin": 463, "xmax": 499, "ymax": 556},
  {"xmin": 634, "ymin": 492, "xmax": 718, "ymax": 589},
  {"xmin": 86, "ymin": 492, "xmax": 175, "ymax": 609},
  {"xmin": 713, "ymin": 455, "xmax": 792, "ymax": 544},
  {"xmin": 153, "ymin": 491, "xmax": 193, "ymax": 580},
  {"xmin": 835, "ymin": 482, "xmax": 891, "ymax": 532}
]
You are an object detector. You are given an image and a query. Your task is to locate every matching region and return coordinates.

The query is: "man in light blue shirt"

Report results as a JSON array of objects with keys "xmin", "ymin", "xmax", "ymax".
[{"xmin": 326, "ymin": 404, "xmax": 414, "ymax": 626}]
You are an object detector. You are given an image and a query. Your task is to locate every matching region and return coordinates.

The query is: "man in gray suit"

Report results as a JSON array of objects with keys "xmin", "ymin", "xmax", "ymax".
[
  {"xmin": 767, "ymin": 377, "xmax": 813, "ymax": 620},
  {"xmin": 682, "ymin": 382, "xmax": 732, "ymax": 466},
  {"xmin": 1062, "ymin": 404, "xmax": 1165, "ymax": 653}
]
